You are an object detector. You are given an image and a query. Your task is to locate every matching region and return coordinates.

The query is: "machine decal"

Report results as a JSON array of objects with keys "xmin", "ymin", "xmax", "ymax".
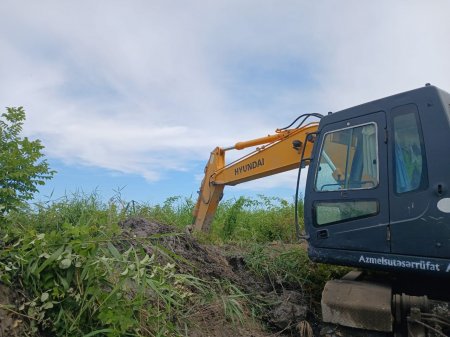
[
  {"xmin": 234, "ymin": 158, "xmax": 265, "ymax": 176},
  {"xmin": 359, "ymin": 255, "xmax": 441, "ymax": 272},
  {"xmin": 437, "ymin": 198, "xmax": 450, "ymax": 213}
]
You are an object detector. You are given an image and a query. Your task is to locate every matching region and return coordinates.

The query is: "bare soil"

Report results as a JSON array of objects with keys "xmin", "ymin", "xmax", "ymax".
[{"xmin": 0, "ymin": 284, "xmax": 25, "ymax": 337}]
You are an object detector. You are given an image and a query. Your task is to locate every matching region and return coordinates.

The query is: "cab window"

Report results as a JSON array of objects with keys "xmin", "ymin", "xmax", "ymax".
[
  {"xmin": 315, "ymin": 123, "xmax": 378, "ymax": 191},
  {"xmin": 392, "ymin": 105, "xmax": 427, "ymax": 193},
  {"xmin": 315, "ymin": 200, "xmax": 378, "ymax": 226}
]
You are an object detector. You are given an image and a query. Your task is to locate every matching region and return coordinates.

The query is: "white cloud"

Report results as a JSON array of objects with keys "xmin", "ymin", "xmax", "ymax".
[{"xmin": 0, "ymin": 1, "xmax": 449, "ymax": 189}]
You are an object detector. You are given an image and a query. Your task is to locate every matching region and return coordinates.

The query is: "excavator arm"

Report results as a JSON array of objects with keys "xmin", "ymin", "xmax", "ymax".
[{"xmin": 193, "ymin": 122, "xmax": 319, "ymax": 231}]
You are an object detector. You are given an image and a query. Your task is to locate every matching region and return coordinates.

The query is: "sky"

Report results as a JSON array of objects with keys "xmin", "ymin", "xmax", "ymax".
[{"xmin": 1, "ymin": 1, "xmax": 450, "ymax": 205}]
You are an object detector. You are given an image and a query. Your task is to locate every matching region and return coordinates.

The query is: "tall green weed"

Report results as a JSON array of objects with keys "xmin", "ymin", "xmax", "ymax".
[
  {"xmin": 131, "ymin": 196, "xmax": 194, "ymax": 228},
  {"xmin": 211, "ymin": 195, "xmax": 301, "ymax": 243},
  {"xmin": 244, "ymin": 244, "xmax": 349, "ymax": 308}
]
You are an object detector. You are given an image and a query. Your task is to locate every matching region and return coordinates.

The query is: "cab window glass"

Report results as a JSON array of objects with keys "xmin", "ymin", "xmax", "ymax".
[
  {"xmin": 393, "ymin": 106, "xmax": 427, "ymax": 193},
  {"xmin": 315, "ymin": 123, "xmax": 378, "ymax": 191},
  {"xmin": 315, "ymin": 200, "xmax": 378, "ymax": 226}
]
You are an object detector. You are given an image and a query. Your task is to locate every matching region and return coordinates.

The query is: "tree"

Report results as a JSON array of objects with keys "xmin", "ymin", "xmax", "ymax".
[{"xmin": 0, "ymin": 107, "xmax": 55, "ymax": 213}]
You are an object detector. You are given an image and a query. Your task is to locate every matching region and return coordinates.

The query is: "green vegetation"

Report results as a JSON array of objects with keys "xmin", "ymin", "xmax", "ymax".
[
  {"xmin": 0, "ymin": 107, "xmax": 55, "ymax": 214},
  {"xmin": 2, "ymin": 196, "xmax": 181, "ymax": 336},
  {"xmin": 244, "ymin": 244, "xmax": 348, "ymax": 310},
  {"xmin": 0, "ymin": 194, "xmax": 255, "ymax": 336},
  {"xmin": 211, "ymin": 195, "xmax": 298, "ymax": 243},
  {"xmin": 126, "ymin": 196, "xmax": 195, "ymax": 229},
  {"xmin": 0, "ymin": 194, "xmax": 348, "ymax": 336}
]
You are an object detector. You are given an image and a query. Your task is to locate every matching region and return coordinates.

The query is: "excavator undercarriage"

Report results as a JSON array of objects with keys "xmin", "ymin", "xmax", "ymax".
[{"xmin": 322, "ymin": 271, "xmax": 450, "ymax": 336}]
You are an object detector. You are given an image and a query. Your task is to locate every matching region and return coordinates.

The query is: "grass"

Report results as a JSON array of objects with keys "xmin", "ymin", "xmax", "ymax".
[
  {"xmin": 208, "ymin": 195, "xmax": 300, "ymax": 244},
  {"xmin": 0, "ymin": 193, "xmax": 346, "ymax": 336},
  {"xmin": 244, "ymin": 243, "xmax": 348, "ymax": 310}
]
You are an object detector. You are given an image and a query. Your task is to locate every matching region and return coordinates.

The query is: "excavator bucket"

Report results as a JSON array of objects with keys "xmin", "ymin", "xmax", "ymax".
[{"xmin": 192, "ymin": 147, "xmax": 225, "ymax": 231}]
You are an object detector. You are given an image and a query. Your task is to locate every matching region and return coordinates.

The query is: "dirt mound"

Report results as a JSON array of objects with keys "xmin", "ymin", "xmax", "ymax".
[
  {"xmin": 120, "ymin": 218, "xmax": 239, "ymax": 282},
  {"xmin": 119, "ymin": 218, "xmax": 311, "ymax": 336}
]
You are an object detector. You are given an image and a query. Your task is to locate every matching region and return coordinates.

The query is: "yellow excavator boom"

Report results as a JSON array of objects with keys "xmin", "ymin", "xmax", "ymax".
[{"xmin": 193, "ymin": 123, "xmax": 319, "ymax": 231}]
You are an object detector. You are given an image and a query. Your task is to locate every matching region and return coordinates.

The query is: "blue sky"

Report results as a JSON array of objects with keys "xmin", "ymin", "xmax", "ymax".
[{"xmin": 1, "ymin": 1, "xmax": 450, "ymax": 205}]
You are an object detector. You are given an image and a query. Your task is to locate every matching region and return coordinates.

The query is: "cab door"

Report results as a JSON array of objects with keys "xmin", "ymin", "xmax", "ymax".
[
  {"xmin": 305, "ymin": 111, "xmax": 390, "ymax": 253},
  {"xmin": 388, "ymin": 103, "xmax": 447, "ymax": 258}
]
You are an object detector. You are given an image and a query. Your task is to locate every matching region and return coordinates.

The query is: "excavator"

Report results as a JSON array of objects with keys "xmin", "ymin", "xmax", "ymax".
[{"xmin": 193, "ymin": 84, "xmax": 450, "ymax": 336}]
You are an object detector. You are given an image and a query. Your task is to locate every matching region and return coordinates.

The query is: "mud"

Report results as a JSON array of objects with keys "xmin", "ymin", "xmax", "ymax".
[
  {"xmin": 0, "ymin": 284, "xmax": 25, "ymax": 337},
  {"xmin": 319, "ymin": 324, "xmax": 390, "ymax": 337},
  {"xmin": 267, "ymin": 290, "xmax": 308, "ymax": 330}
]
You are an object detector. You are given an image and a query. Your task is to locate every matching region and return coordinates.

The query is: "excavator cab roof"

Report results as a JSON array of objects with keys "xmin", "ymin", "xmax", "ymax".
[{"xmin": 321, "ymin": 85, "xmax": 450, "ymax": 127}]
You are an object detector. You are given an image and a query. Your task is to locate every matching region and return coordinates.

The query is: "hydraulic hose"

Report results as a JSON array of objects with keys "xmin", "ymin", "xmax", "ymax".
[{"xmin": 292, "ymin": 113, "xmax": 323, "ymax": 240}]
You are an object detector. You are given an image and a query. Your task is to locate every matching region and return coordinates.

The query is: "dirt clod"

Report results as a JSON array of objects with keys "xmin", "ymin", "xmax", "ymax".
[
  {"xmin": 0, "ymin": 284, "xmax": 24, "ymax": 337},
  {"xmin": 267, "ymin": 290, "xmax": 308, "ymax": 330}
]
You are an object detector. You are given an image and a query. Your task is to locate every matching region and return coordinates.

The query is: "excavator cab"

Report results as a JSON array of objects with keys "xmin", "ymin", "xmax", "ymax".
[{"xmin": 304, "ymin": 85, "xmax": 450, "ymax": 276}]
